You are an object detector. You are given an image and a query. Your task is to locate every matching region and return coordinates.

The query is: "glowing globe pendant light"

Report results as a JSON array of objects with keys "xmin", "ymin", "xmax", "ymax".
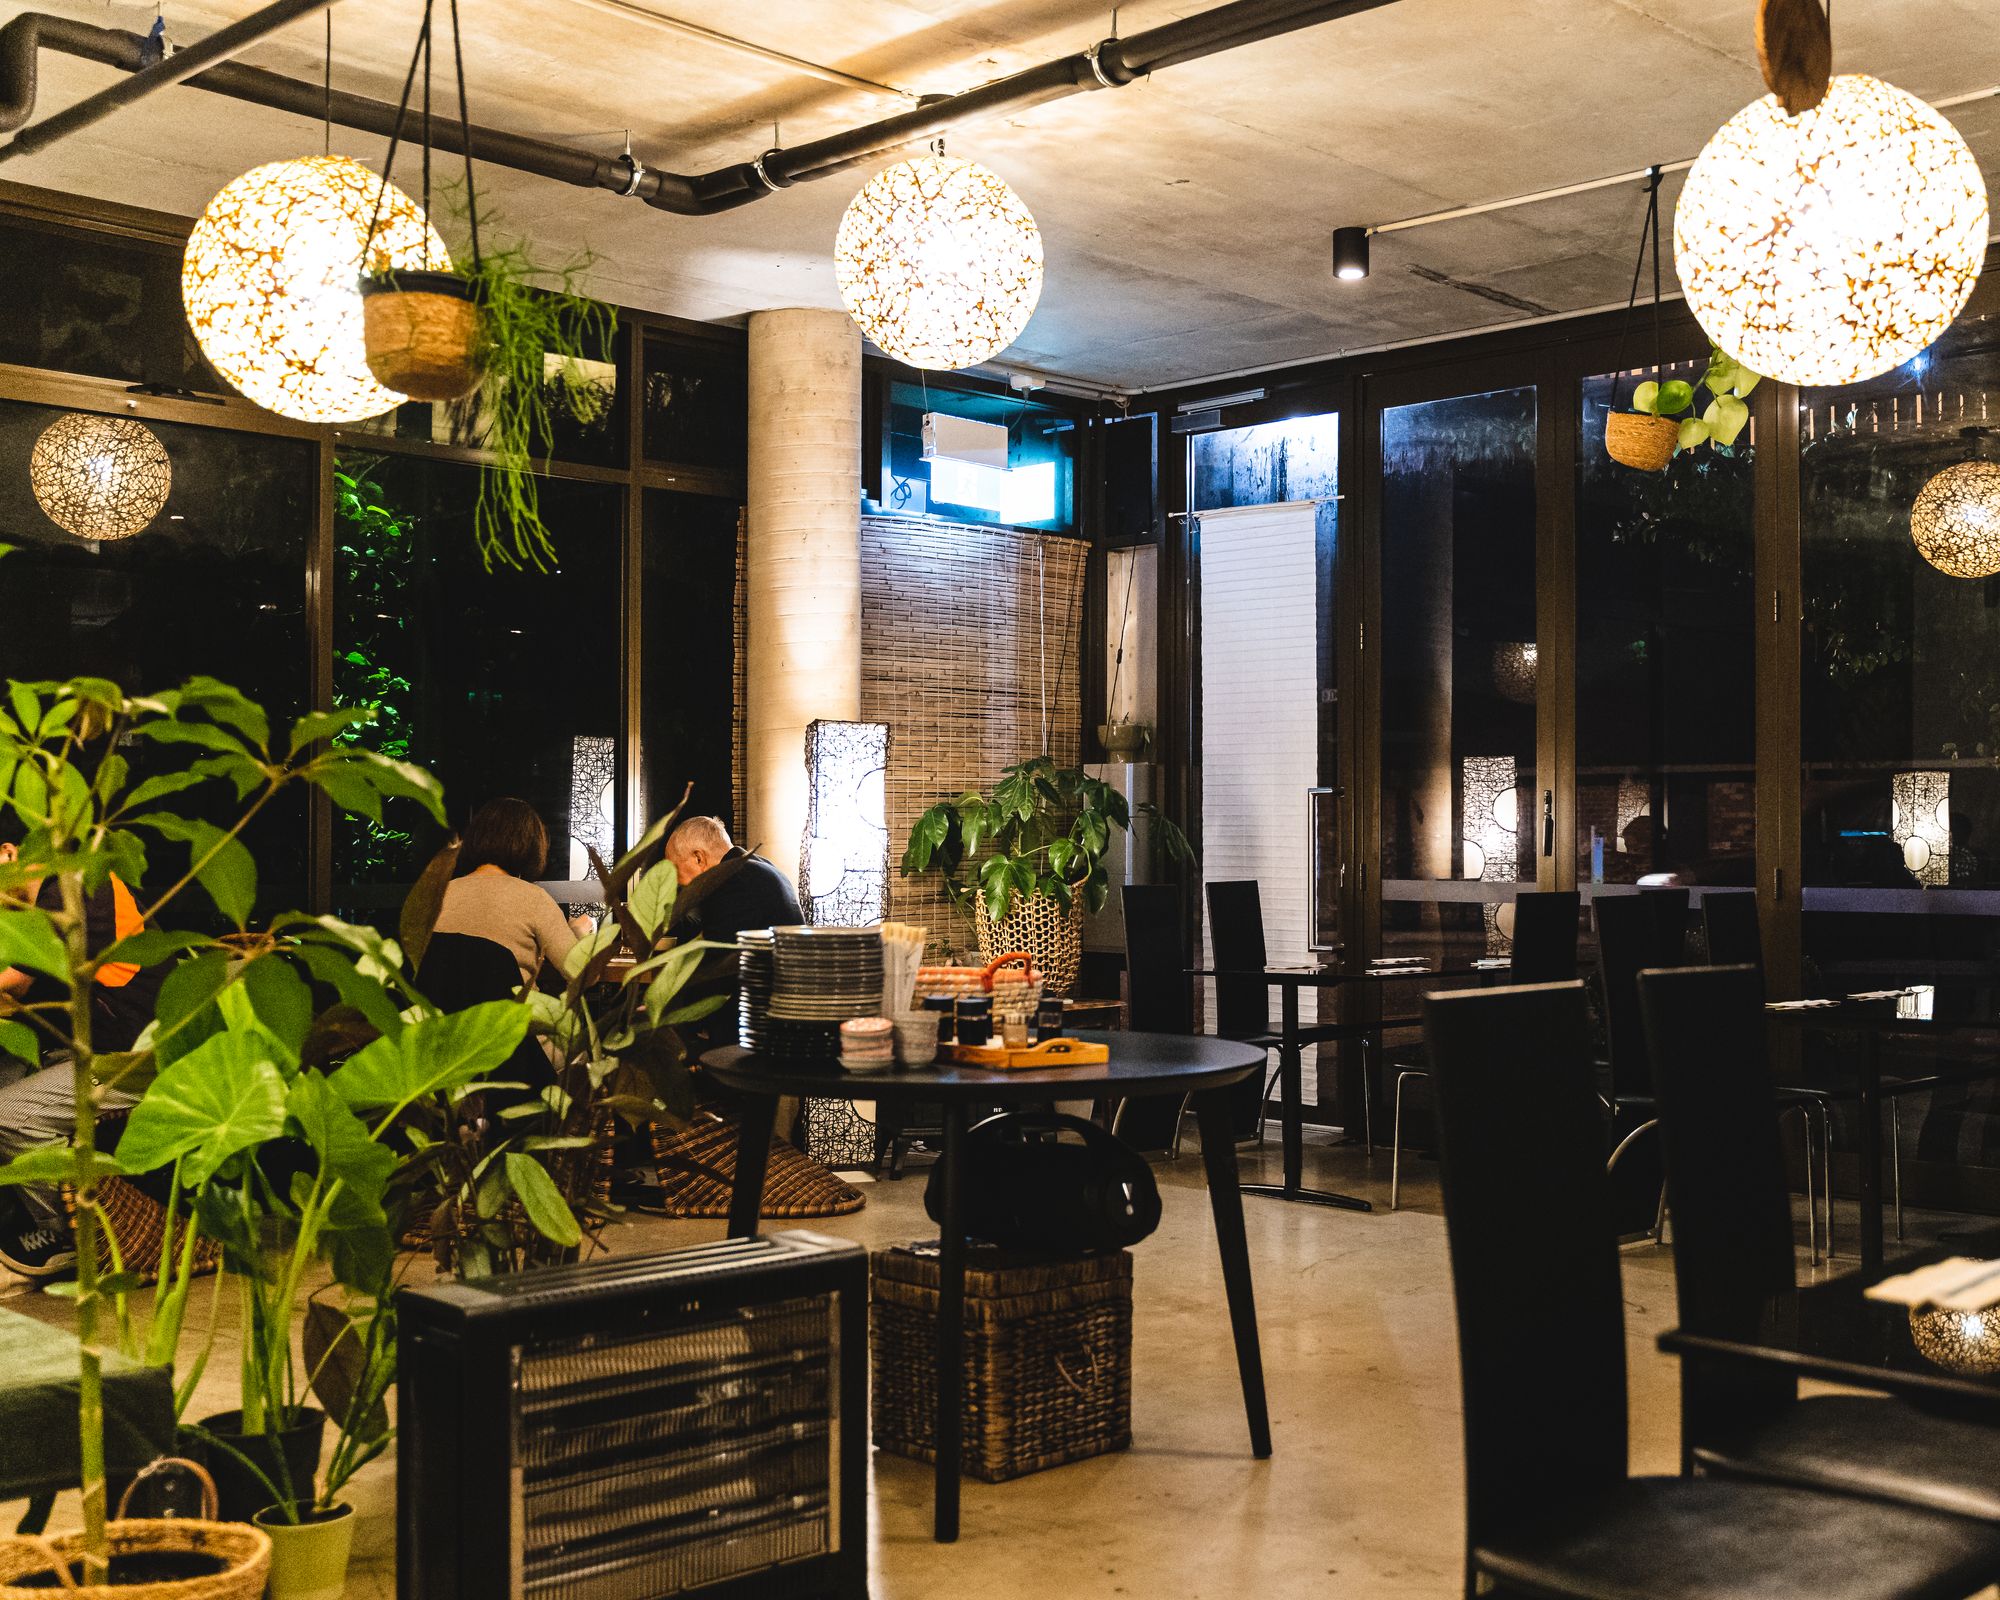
[
  {"xmin": 1911, "ymin": 461, "xmax": 2000, "ymax": 580},
  {"xmin": 30, "ymin": 413, "xmax": 171, "ymax": 541},
  {"xmin": 834, "ymin": 150, "xmax": 1043, "ymax": 371},
  {"xmin": 183, "ymin": 154, "xmax": 448, "ymax": 423},
  {"xmin": 1674, "ymin": 73, "xmax": 1988, "ymax": 388}
]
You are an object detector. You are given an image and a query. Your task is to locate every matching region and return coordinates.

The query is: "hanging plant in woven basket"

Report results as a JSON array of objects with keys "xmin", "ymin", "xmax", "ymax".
[
  {"xmin": 358, "ymin": 0, "xmax": 484, "ymax": 402},
  {"xmin": 903, "ymin": 755, "xmax": 1193, "ymax": 997}
]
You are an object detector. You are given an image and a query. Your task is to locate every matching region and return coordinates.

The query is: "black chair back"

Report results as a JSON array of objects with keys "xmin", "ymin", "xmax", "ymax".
[
  {"xmin": 1123, "ymin": 884, "xmax": 1192, "ymax": 1035},
  {"xmin": 416, "ymin": 931, "xmax": 525, "ymax": 1010},
  {"xmin": 1205, "ymin": 880, "xmax": 1272, "ymax": 1041},
  {"xmin": 1424, "ymin": 981, "xmax": 1627, "ymax": 1547},
  {"xmin": 1594, "ymin": 893, "xmax": 1685, "ymax": 1100},
  {"xmin": 1508, "ymin": 890, "xmax": 1580, "ymax": 984},
  {"xmin": 1638, "ymin": 964, "xmax": 1798, "ymax": 1439},
  {"xmin": 1702, "ymin": 891, "xmax": 1764, "ymax": 975}
]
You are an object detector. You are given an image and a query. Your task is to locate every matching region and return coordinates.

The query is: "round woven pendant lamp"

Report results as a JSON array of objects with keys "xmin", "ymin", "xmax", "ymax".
[
  {"xmin": 30, "ymin": 412, "xmax": 172, "ymax": 541},
  {"xmin": 183, "ymin": 154, "xmax": 448, "ymax": 423},
  {"xmin": 1675, "ymin": 72, "xmax": 1988, "ymax": 387},
  {"xmin": 1911, "ymin": 461, "xmax": 2000, "ymax": 579},
  {"xmin": 834, "ymin": 151, "xmax": 1043, "ymax": 371}
]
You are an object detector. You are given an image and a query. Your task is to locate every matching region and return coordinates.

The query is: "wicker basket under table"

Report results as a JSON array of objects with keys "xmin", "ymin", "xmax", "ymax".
[{"xmin": 871, "ymin": 1244, "xmax": 1132, "ymax": 1482}]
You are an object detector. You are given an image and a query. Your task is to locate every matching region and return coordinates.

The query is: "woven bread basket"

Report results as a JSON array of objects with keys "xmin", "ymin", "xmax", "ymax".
[
  {"xmin": 361, "ymin": 271, "xmax": 482, "ymax": 401},
  {"xmin": 1604, "ymin": 411, "xmax": 1680, "ymax": 472},
  {"xmin": 0, "ymin": 1458, "xmax": 269, "ymax": 1598}
]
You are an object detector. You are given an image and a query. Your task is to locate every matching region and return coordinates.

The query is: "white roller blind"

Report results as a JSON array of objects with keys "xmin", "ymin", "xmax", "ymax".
[{"xmin": 1198, "ymin": 501, "xmax": 1320, "ymax": 1094}]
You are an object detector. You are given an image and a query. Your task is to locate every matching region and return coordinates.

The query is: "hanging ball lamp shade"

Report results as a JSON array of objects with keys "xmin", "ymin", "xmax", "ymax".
[
  {"xmin": 1911, "ymin": 461, "xmax": 2000, "ymax": 579},
  {"xmin": 30, "ymin": 413, "xmax": 171, "ymax": 541},
  {"xmin": 183, "ymin": 154, "xmax": 449, "ymax": 423},
  {"xmin": 833, "ymin": 153, "xmax": 1043, "ymax": 371},
  {"xmin": 1674, "ymin": 74, "xmax": 1988, "ymax": 388}
]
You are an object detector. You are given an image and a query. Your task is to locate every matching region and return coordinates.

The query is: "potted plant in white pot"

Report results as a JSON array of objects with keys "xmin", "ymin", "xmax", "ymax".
[{"xmin": 902, "ymin": 756, "xmax": 1191, "ymax": 993}]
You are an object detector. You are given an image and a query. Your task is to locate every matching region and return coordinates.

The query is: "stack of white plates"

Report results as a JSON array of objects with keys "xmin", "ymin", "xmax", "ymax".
[
  {"xmin": 737, "ymin": 928, "xmax": 775, "ymax": 1051},
  {"xmin": 768, "ymin": 926, "xmax": 885, "ymax": 1024}
]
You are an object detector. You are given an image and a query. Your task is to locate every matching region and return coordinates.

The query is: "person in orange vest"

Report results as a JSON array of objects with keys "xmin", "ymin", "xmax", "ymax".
[{"xmin": 0, "ymin": 837, "xmax": 162, "ymax": 1281}]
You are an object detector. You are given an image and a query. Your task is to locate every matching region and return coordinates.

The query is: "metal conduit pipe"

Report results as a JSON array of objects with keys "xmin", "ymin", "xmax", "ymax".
[
  {"xmin": 0, "ymin": 0, "xmax": 1398, "ymax": 213},
  {"xmin": 0, "ymin": 0, "xmax": 340, "ymax": 158}
]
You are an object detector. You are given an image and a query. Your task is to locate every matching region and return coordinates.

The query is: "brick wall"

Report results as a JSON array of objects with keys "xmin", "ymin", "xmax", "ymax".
[{"xmin": 860, "ymin": 514, "xmax": 1088, "ymax": 957}]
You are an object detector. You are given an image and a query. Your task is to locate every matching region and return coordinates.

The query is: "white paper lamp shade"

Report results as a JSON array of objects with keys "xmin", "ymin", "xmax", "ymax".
[
  {"xmin": 183, "ymin": 155, "xmax": 449, "ymax": 423},
  {"xmin": 30, "ymin": 413, "xmax": 171, "ymax": 540},
  {"xmin": 834, "ymin": 154, "xmax": 1043, "ymax": 372},
  {"xmin": 1674, "ymin": 74, "xmax": 1988, "ymax": 388}
]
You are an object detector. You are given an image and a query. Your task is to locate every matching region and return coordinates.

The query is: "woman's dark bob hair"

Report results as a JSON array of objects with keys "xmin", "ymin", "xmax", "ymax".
[{"xmin": 455, "ymin": 797, "xmax": 550, "ymax": 881}]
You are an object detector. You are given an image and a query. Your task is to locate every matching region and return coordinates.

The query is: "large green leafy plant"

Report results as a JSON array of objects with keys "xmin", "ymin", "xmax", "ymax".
[
  {"xmin": 0, "ymin": 664, "xmax": 475, "ymax": 1577},
  {"xmin": 902, "ymin": 756, "xmax": 1192, "ymax": 923}
]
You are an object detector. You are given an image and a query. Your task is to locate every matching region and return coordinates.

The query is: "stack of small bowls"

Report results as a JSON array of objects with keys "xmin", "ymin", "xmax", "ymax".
[{"xmin": 838, "ymin": 1016, "xmax": 895, "ymax": 1072}]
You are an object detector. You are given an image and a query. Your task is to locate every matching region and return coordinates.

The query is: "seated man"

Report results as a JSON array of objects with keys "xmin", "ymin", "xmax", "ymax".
[
  {"xmin": 664, "ymin": 817, "xmax": 803, "ymax": 943},
  {"xmin": 0, "ymin": 842, "xmax": 162, "ymax": 1281}
]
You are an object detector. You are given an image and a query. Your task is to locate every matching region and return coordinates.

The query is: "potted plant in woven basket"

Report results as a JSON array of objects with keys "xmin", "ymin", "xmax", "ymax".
[
  {"xmin": 356, "ymin": 0, "xmax": 614, "ymax": 571},
  {"xmin": 0, "ymin": 661, "xmax": 457, "ymax": 1592},
  {"xmin": 902, "ymin": 757, "xmax": 1191, "ymax": 995}
]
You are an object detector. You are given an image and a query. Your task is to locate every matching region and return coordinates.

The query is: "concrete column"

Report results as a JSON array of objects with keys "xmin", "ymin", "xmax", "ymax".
[{"xmin": 745, "ymin": 308, "xmax": 862, "ymax": 886}]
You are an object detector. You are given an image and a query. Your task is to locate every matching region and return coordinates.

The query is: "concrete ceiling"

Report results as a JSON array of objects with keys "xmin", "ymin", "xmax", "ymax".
[{"xmin": 5, "ymin": 0, "xmax": 1999, "ymax": 392}]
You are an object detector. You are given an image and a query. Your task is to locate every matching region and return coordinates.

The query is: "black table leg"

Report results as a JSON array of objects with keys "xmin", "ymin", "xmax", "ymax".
[
  {"xmin": 1241, "ymin": 983, "xmax": 1373, "ymax": 1212},
  {"xmin": 934, "ymin": 1104, "xmax": 967, "ymax": 1542},
  {"xmin": 1195, "ymin": 1088, "xmax": 1272, "ymax": 1458},
  {"xmin": 1858, "ymin": 1031, "xmax": 1884, "ymax": 1271},
  {"xmin": 725, "ymin": 1093, "xmax": 778, "ymax": 1240}
]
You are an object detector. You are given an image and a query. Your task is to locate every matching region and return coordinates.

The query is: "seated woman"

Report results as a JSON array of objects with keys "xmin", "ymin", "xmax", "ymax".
[{"xmin": 432, "ymin": 798, "xmax": 588, "ymax": 992}]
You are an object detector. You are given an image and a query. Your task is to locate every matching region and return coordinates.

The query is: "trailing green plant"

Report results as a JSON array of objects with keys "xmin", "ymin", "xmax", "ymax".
[
  {"xmin": 452, "ymin": 231, "xmax": 615, "ymax": 573},
  {"xmin": 0, "ymin": 660, "xmax": 463, "ymax": 1578},
  {"xmin": 902, "ymin": 755, "xmax": 1193, "ymax": 924},
  {"xmin": 1627, "ymin": 340, "xmax": 1761, "ymax": 457}
]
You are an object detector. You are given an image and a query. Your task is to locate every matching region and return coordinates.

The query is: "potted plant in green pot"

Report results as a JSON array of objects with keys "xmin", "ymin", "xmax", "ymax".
[
  {"xmin": 902, "ymin": 756, "xmax": 1191, "ymax": 994},
  {"xmin": 0, "ymin": 665, "xmax": 453, "ymax": 1592}
]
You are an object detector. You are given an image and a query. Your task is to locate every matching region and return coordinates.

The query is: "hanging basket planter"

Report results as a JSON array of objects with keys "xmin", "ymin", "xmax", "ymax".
[
  {"xmin": 361, "ymin": 269, "xmax": 483, "ymax": 401},
  {"xmin": 1604, "ymin": 410, "xmax": 1681, "ymax": 472}
]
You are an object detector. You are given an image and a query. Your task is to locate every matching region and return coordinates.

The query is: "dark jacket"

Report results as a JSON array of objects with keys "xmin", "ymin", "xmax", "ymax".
[{"xmin": 670, "ymin": 848, "xmax": 803, "ymax": 944}]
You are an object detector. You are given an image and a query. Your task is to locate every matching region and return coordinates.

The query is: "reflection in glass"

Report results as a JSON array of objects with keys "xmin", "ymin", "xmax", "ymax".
[
  {"xmin": 1910, "ymin": 1305, "xmax": 2000, "ymax": 1375},
  {"xmin": 1379, "ymin": 388, "xmax": 1536, "ymax": 963},
  {"xmin": 642, "ymin": 337, "xmax": 745, "ymax": 468},
  {"xmin": 1191, "ymin": 413, "xmax": 1339, "ymax": 512},
  {"xmin": 331, "ymin": 453, "xmax": 621, "ymax": 912},
  {"xmin": 876, "ymin": 380, "xmax": 1073, "ymax": 532},
  {"xmin": 640, "ymin": 490, "xmax": 739, "ymax": 830},
  {"xmin": 0, "ymin": 399, "xmax": 312, "ymax": 915},
  {"xmin": 1577, "ymin": 361, "xmax": 1756, "ymax": 891}
]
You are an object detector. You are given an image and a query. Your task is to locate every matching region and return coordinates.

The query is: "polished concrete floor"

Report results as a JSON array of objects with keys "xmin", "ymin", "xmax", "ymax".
[{"xmin": 0, "ymin": 1129, "xmax": 1930, "ymax": 1599}]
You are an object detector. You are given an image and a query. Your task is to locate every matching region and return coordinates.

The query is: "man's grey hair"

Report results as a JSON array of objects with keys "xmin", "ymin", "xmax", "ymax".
[{"xmin": 665, "ymin": 815, "xmax": 732, "ymax": 861}]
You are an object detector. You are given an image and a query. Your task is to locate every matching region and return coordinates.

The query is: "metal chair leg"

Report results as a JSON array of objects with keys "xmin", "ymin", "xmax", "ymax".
[
  {"xmin": 1360, "ymin": 1039, "xmax": 1375, "ymax": 1156},
  {"xmin": 1254, "ymin": 1055, "xmax": 1281, "ymax": 1144},
  {"xmin": 1891, "ymin": 1096, "xmax": 1905, "ymax": 1243},
  {"xmin": 1390, "ymin": 1068, "xmax": 1423, "ymax": 1212},
  {"xmin": 1798, "ymin": 1102, "xmax": 1821, "ymax": 1268}
]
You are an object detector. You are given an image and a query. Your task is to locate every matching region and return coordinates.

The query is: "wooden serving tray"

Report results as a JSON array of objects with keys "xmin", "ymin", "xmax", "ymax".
[{"xmin": 939, "ymin": 1037, "xmax": 1111, "ymax": 1071}]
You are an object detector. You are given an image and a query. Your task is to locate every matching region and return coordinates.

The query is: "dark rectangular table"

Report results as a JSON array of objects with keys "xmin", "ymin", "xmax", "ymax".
[
  {"xmin": 1660, "ymin": 1224, "xmax": 2000, "ymax": 1421},
  {"xmin": 1191, "ymin": 962, "xmax": 1496, "ymax": 1212},
  {"xmin": 1765, "ymin": 991, "xmax": 2000, "ymax": 1270}
]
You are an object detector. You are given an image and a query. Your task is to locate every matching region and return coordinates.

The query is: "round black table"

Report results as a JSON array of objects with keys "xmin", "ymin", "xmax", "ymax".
[{"xmin": 702, "ymin": 1030, "xmax": 1271, "ymax": 1543}]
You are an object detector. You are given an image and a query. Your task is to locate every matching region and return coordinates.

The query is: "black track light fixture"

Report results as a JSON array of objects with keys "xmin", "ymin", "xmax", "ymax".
[{"xmin": 1332, "ymin": 225, "xmax": 1370, "ymax": 281}]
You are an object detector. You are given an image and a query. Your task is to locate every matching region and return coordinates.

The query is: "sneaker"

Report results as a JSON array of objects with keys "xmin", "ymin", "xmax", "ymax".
[{"xmin": 0, "ymin": 1192, "xmax": 77, "ymax": 1281}]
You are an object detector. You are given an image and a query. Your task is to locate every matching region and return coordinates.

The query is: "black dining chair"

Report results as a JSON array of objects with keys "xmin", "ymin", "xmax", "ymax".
[
  {"xmin": 1423, "ymin": 978, "xmax": 2000, "ymax": 1600},
  {"xmin": 1639, "ymin": 962, "xmax": 2000, "ymax": 1522},
  {"xmin": 1205, "ymin": 879, "xmax": 1349, "ymax": 1142},
  {"xmin": 1112, "ymin": 883, "xmax": 1196, "ymax": 1154},
  {"xmin": 1703, "ymin": 888, "xmax": 1917, "ymax": 1257},
  {"xmin": 1388, "ymin": 889, "xmax": 1579, "ymax": 1209},
  {"xmin": 1595, "ymin": 891, "xmax": 1692, "ymax": 1241},
  {"xmin": 415, "ymin": 931, "xmax": 554, "ymax": 1098}
]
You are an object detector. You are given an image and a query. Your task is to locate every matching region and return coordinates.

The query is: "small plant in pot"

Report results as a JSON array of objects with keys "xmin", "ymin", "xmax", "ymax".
[
  {"xmin": 356, "ymin": 0, "xmax": 615, "ymax": 572},
  {"xmin": 1607, "ymin": 339, "xmax": 1761, "ymax": 472},
  {"xmin": 902, "ymin": 756, "xmax": 1191, "ymax": 994}
]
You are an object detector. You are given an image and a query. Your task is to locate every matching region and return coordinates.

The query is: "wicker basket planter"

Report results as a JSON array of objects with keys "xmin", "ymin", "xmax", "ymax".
[
  {"xmin": 360, "ymin": 270, "xmax": 482, "ymax": 401},
  {"xmin": 1604, "ymin": 411, "xmax": 1680, "ymax": 471},
  {"xmin": 871, "ymin": 1244, "xmax": 1132, "ymax": 1482},
  {"xmin": 974, "ymin": 892, "xmax": 1084, "ymax": 996}
]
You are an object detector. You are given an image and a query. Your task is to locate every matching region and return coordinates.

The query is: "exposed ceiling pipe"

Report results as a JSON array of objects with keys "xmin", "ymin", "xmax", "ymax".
[
  {"xmin": 0, "ymin": 0, "xmax": 1398, "ymax": 212},
  {"xmin": 0, "ymin": 0, "xmax": 341, "ymax": 158}
]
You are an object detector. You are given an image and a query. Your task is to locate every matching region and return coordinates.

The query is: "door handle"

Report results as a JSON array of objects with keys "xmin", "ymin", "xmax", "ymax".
[{"xmin": 1542, "ymin": 789, "xmax": 1555, "ymax": 858}]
